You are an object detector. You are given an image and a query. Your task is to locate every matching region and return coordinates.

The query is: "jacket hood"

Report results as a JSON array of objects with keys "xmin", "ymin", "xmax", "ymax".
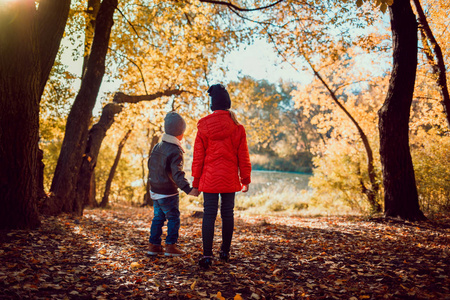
[{"xmin": 197, "ymin": 110, "xmax": 237, "ymax": 140}]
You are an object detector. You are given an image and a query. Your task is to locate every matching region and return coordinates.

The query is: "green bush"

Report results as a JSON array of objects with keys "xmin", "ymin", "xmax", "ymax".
[
  {"xmin": 412, "ymin": 130, "xmax": 450, "ymax": 214},
  {"xmin": 307, "ymin": 140, "xmax": 382, "ymax": 215}
]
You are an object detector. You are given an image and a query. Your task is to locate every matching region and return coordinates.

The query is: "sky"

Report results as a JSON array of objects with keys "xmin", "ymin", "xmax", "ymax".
[
  {"xmin": 60, "ymin": 37, "xmax": 310, "ymax": 115},
  {"xmin": 217, "ymin": 39, "xmax": 310, "ymax": 84}
]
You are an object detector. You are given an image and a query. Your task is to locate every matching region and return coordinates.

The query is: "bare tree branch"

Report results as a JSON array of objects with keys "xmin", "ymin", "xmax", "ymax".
[
  {"xmin": 115, "ymin": 6, "xmax": 141, "ymax": 40},
  {"xmin": 109, "ymin": 48, "xmax": 149, "ymax": 94},
  {"xmin": 412, "ymin": 0, "xmax": 450, "ymax": 129},
  {"xmin": 113, "ymin": 89, "xmax": 188, "ymax": 104},
  {"xmin": 199, "ymin": 0, "xmax": 284, "ymax": 11}
]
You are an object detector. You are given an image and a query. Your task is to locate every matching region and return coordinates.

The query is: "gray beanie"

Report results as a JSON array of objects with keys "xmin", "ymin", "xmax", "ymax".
[{"xmin": 164, "ymin": 112, "xmax": 186, "ymax": 136}]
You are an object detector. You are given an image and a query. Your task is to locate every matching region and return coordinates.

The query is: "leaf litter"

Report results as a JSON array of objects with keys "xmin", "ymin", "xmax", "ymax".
[{"xmin": 0, "ymin": 206, "xmax": 449, "ymax": 299}]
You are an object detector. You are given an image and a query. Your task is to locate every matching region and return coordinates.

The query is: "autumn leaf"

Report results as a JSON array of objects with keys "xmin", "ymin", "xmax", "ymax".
[
  {"xmin": 0, "ymin": 207, "xmax": 448, "ymax": 300},
  {"xmin": 130, "ymin": 262, "xmax": 142, "ymax": 269}
]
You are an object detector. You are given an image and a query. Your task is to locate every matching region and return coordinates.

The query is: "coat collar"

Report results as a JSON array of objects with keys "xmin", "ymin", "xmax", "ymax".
[{"xmin": 162, "ymin": 133, "xmax": 184, "ymax": 152}]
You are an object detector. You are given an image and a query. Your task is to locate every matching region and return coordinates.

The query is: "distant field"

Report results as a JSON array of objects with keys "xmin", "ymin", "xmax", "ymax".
[
  {"xmin": 183, "ymin": 170, "xmax": 358, "ymax": 215},
  {"xmin": 233, "ymin": 170, "xmax": 313, "ymax": 213},
  {"xmin": 183, "ymin": 170, "xmax": 313, "ymax": 214},
  {"xmin": 242, "ymin": 170, "xmax": 311, "ymax": 197}
]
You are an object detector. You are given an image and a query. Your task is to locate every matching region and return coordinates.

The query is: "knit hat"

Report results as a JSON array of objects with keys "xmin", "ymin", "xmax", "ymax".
[
  {"xmin": 208, "ymin": 84, "xmax": 231, "ymax": 111},
  {"xmin": 164, "ymin": 112, "xmax": 186, "ymax": 136}
]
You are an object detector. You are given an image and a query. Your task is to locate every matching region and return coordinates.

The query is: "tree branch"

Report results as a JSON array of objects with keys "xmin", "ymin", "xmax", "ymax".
[
  {"xmin": 109, "ymin": 48, "xmax": 149, "ymax": 94},
  {"xmin": 36, "ymin": 0, "xmax": 71, "ymax": 98},
  {"xmin": 113, "ymin": 89, "xmax": 187, "ymax": 104},
  {"xmin": 412, "ymin": 0, "xmax": 450, "ymax": 129},
  {"xmin": 199, "ymin": 0, "xmax": 284, "ymax": 11},
  {"xmin": 115, "ymin": 6, "xmax": 141, "ymax": 40}
]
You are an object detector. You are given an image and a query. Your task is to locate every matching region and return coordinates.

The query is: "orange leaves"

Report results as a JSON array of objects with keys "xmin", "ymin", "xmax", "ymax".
[
  {"xmin": 130, "ymin": 262, "xmax": 143, "ymax": 269},
  {"xmin": 216, "ymin": 291, "xmax": 225, "ymax": 300}
]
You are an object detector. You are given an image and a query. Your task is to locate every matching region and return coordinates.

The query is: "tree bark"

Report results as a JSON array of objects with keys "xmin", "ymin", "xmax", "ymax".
[
  {"xmin": 73, "ymin": 103, "xmax": 123, "ymax": 215},
  {"xmin": 378, "ymin": 0, "xmax": 426, "ymax": 221},
  {"xmin": 0, "ymin": 0, "xmax": 70, "ymax": 229},
  {"xmin": 82, "ymin": 0, "xmax": 101, "ymax": 78},
  {"xmin": 36, "ymin": 0, "xmax": 73, "ymax": 99},
  {"xmin": 411, "ymin": 0, "xmax": 450, "ymax": 129},
  {"xmin": 47, "ymin": 0, "xmax": 118, "ymax": 215},
  {"xmin": 37, "ymin": 148, "xmax": 47, "ymax": 201},
  {"xmin": 88, "ymin": 169, "xmax": 99, "ymax": 208},
  {"xmin": 100, "ymin": 128, "xmax": 133, "ymax": 208},
  {"xmin": 113, "ymin": 90, "xmax": 185, "ymax": 104}
]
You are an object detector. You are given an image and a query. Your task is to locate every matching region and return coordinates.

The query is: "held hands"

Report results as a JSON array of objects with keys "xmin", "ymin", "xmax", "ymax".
[
  {"xmin": 188, "ymin": 188, "xmax": 200, "ymax": 197},
  {"xmin": 242, "ymin": 184, "xmax": 249, "ymax": 193}
]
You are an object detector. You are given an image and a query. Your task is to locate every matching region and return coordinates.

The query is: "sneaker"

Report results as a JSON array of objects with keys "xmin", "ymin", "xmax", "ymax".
[
  {"xmin": 147, "ymin": 243, "xmax": 164, "ymax": 256},
  {"xmin": 219, "ymin": 251, "xmax": 229, "ymax": 262},
  {"xmin": 199, "ymin": 256, "xmax": 213, "ymax": 269},
  {"xmin": 165, "ymin": 244, "xmax": 184, "ymax": 257}
]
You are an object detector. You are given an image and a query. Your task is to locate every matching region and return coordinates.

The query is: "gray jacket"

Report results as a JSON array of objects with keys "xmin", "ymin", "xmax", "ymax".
[{"xmin": 148, "ymin": 141, "xmax": 192, "ymax": 195}]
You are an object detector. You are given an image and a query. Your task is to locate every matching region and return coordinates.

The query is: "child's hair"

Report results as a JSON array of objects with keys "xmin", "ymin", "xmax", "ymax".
[{"xmin": 229, "ymin": 110, "xmax": 240, "ymax": 125}]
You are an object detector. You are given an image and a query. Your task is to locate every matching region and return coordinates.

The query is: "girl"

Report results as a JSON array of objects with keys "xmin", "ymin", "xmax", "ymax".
[{"xmin": 192, "ymin": 84, "xmax": 252, "ymax": 268}]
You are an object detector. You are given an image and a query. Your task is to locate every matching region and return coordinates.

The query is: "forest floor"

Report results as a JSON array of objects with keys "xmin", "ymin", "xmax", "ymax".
[{"xmin": 0, "ymin": 206, "xmax": 449, "ymax": 300}]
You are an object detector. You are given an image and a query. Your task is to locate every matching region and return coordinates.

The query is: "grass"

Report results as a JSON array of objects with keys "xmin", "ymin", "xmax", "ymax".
[{"xmin": 179, "ymin": 170, "xmax": 361, "ymax": 217}]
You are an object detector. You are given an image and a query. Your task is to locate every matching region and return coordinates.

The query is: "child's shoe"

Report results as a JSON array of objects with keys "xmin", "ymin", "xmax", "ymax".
[
  {"xmin": 147, "ymin": 243, "xmax": 164, "ymax": 256},
  {"xmin": 219, "ymin": 251, "xmax": 229, "ymax": 262},
  {"xmin": 199, "ymin": 256, "xmax": 213, "ymax": 269},
  {"xmin": 165, "ymin": 244, "xmax": 184, "ymax": 257}
]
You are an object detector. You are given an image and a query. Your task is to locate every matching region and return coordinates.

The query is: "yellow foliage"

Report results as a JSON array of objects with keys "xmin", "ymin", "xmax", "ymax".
[{"xmin": 412, "ymin": 129, "xmax": 450, "ymax": 213}]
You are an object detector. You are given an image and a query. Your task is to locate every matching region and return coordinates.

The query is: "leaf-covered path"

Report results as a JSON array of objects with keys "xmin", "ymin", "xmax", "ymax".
[{"xmin": 1, "ymin": 207, "xmax": 449, "ymax": 299}]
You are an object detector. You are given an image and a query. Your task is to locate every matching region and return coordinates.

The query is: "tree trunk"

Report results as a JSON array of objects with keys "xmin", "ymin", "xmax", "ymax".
[
  {"xmin": 305, "ymin": 58, "xmax": 381, "ymax": 213},
  {"xmin": 37, "ymin": 148, "xmax": 47, "ymax": 201},
  {"xmin": 142, "ymin": 132, "xmax": 161, "ymax": 207},
  {"xmin": 378, "ymin": 0, "xmax": 426, "ymax": 221},
  {"xmin": 412, "ymin": 0, "xmax": 450, "ymax": 129},
  {"xmin": 82, "ymin": 0, "xmax": 101, "ymax": 78},
  {"xmin": 100, "ymin": 128, "xmax": 133, "ymax": 208},
  {"xmin": 46, "ymin": 0, "xmax": 118, "ymax": 215},
  {"xmin": 88, "ymin": 169, "xmax": 99, "ymax": 208},
  {"xmin": 0, "ymin": 0, "xmax": 70, "ymax": 229},
  {"xmin": 73, "ymin": 103, "xmax": 123, "ymax": 215}
]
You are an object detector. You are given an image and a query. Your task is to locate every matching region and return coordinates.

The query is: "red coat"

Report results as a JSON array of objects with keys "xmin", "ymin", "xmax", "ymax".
[{"xmin": 192, "ymin": 110, "xmax": 251, "ymax": 193}]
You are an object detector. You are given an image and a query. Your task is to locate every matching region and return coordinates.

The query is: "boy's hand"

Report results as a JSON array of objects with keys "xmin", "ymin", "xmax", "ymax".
[
  {"xmin": 242, "ymin": 184, "xmax": 249, "ymax": 193},
  {"xmin": 188, "ymin": 188, "xmax": 200, "ymax": 197}
]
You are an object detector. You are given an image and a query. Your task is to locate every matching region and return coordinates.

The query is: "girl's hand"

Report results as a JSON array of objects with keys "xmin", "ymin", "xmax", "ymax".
[
  {"xmin": 188, "ymin": 188, "xmax": 200, "ymax": 197},
  {"xmin": 242, "ymin": 184, "xmax": 249, "ymax": 193}
]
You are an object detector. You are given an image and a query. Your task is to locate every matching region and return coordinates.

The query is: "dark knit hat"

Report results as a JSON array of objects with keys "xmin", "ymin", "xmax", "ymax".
[
  {"xmin": 208, "ymin": 84, "xmax": 231, "ymax": 111},
  {"xmin": 164, "ymin": 112, "xmax": 186, "ymax": 136}
]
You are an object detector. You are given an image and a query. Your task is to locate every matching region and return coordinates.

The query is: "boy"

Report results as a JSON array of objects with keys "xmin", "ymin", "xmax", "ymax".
[{"xmin": 147, "ymin": 112, "xmax": 199, "ymax": 257}]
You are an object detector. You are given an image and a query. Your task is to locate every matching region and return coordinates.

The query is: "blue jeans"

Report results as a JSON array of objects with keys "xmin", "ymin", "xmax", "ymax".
[
  {"xmin": 202, "ymin": 192, "xmax": 235, "ymax": 256},
  {"xmin": 149, "ymin": 195, "xmax": 180, "ymax": 245}
]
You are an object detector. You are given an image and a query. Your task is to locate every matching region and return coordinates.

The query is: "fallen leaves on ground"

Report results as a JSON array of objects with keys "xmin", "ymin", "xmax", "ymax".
[{"xmin": 0, "ymin": 206, "xmax": 449, "ymax": 299}]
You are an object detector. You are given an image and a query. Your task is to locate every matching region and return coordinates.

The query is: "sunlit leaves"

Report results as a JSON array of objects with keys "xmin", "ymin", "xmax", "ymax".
[
  {"xmin": 291, "ymin": 46, "xmax": 388, "ymax": 213},
  {"xmin": 411, "ymin": 129, "xmax": 450, "ymax": 213},
  {"xmin": 353, "ymin": 0, "xmax": 393, "ymax": 13}
]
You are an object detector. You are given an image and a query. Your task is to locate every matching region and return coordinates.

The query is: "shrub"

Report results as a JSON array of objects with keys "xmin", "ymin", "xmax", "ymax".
[{"xmin": 412, "ymin": 129, "xmax": 450, "ymax": 214}]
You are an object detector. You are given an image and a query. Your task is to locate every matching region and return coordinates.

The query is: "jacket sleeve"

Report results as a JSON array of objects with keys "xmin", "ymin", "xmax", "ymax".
[
  {"xmin": 170, "ymin": 150, "xmax": 192, "ymax": 194},
  {"xmin": 191, "ymin": 131, "xmax": 206, "ymax": 188},
  {"xmin": 237, "ymin": 125, "xmax": 252, "ymax": 185}
]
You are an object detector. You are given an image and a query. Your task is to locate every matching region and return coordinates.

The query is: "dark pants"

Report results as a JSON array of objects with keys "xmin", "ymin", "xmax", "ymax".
[
  {"xmin": 202, "ymin": 192, "xmax": 235, "ymax": 256},
  {"xmin": 149, "ymin": 195, "xmax": 180, "ymax": 245}
]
